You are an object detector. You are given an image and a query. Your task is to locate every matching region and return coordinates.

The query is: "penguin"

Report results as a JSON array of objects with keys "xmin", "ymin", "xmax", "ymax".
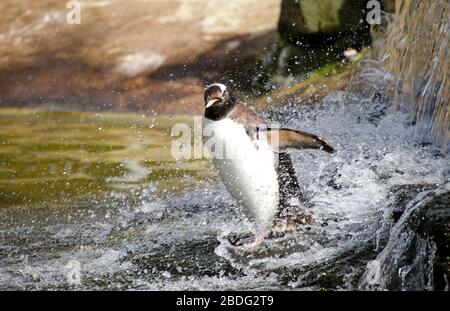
[{"xmin": 203, "ymin": 83, "xmax": 334, "ymax": 249}]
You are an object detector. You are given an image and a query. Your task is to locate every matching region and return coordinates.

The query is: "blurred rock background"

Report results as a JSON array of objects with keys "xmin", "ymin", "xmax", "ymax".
[
  {"xmin": 0, "ymin": 0, "xmax": 279, "ymax": 113},
  {"xmin": 0, "ymin": 0, "xmax": 394, "ymax": 114}
]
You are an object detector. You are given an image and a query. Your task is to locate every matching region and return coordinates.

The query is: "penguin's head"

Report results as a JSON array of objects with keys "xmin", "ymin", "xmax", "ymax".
[{"xmin": 203, "ymin": 83, "xmax": 236, "ymax": 120}]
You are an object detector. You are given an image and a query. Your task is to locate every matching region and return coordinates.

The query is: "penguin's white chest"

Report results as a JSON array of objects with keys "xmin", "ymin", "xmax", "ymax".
[{"xmin": 204, "ymin": 118, "xmax": 279, "ymax": 234}]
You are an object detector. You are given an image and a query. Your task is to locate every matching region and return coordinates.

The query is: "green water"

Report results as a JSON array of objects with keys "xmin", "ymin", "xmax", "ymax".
[
  {"xmin": 0, "ymin": 96, "xmax": 448, "ymax": 290},
  {"xmin": 0, "ymin": 109, "xmax": 213, "ymax": 210}
]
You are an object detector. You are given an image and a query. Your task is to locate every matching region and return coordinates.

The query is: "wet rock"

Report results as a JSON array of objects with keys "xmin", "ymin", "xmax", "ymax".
[
  {"xmin": 249, "ymin": 0, "xmax": 396, "ymax": 93},
  {"xmin": 281, "ymin": 242, "xmax": 376, "ymax": 289},
  {"xmin": 359, "ymin": 185, "xmax": 450, "ymax": 290},
  {"xmin": 418, "ymin": 192, "xmax": 450, "ymax": 290},
  {"xmin": 0, "ymin": 0, "xmax": 280, "ymax": 113},
  {"xmin": 279, "ymin": 0, "xmax": 369, "ymax": 39},
  {"xmin": 270, "ymin": 0, "xmax": 375, "ymax": 77}
]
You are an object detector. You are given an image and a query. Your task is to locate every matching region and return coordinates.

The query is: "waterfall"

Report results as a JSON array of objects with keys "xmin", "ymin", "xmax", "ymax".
[{"xmin": 374, "ymin": 0, "xmax": 449, "ymax": 150}]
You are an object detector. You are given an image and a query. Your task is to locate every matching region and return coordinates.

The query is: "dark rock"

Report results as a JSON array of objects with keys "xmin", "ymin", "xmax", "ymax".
[
  {"xmin": 279, "ymin": 0, "xmax": 369, "ymax": 39},
  {"xmin": 271, "ymin": 0, "xmax": 375, "ymax": 77},
  {"xmin": 418, "ymin": 192, "xmax": 450, "ymax": 290},
  {"xmin": 361, "ymin": 185, "xmax": 450, "ymax": 290}
]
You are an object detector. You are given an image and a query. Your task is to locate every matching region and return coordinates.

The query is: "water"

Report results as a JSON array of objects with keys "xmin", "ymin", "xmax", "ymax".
[
  {"xmin": 1, "ymin": 65, "xmax": 448, "ymax": 290},
  {"xmin": 374, "ymin": 0, "xmax": 450, "ymax": 148}
]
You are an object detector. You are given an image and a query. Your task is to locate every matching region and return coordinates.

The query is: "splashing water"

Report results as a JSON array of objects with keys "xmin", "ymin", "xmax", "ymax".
[{"xmin": 1, "ymin": 63, "xmax": 448, "ymax": 290}]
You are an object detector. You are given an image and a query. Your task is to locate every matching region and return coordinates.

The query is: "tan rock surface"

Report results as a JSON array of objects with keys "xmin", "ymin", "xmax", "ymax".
[{"xmin": 0, "ymin": 0, "xmax": 281, "ymax": 113}]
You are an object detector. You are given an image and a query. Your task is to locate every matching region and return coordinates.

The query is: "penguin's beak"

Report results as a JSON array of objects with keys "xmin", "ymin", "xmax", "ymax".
[{"xmin": 205, "ymin": 98, "xmax": 220, "ymax": 108}]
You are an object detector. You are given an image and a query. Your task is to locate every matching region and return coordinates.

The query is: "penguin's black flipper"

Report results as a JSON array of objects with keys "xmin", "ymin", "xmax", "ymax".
[{"xmin": 264, "ymin": 128, "xmax": 335, "ymax": 153}]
